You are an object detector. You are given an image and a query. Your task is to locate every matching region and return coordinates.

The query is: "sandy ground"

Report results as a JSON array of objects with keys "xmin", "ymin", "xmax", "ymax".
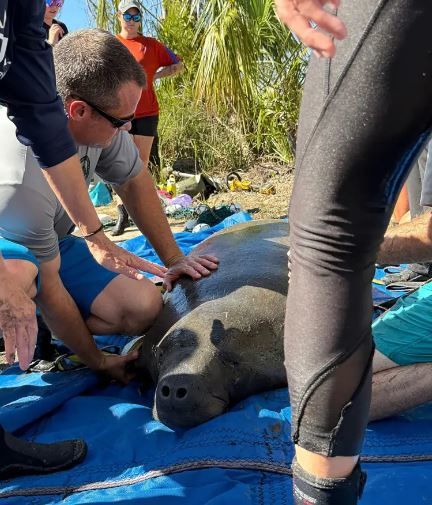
[
  {"xmin": 100, "ymin": 163, "xmax": 294, "ymax": 238},
  {"xmin": 0, "ymin": 165, "xmax": 294, "ymax": 370}
]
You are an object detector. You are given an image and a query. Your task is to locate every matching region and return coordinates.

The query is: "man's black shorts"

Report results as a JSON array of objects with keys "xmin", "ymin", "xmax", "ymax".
[{"xmin": 130, "ymin": 115, "xmax": 159, "ymax": 137}]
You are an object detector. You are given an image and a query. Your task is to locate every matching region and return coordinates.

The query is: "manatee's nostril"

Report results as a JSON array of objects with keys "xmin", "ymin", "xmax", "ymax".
[
  {"xmin": 176, "ymin": 387, "xmax": 187, "ymax": 399},
  {"xmin": 161, "ymin": 385, "xmax": 170, "ymax": 398}
]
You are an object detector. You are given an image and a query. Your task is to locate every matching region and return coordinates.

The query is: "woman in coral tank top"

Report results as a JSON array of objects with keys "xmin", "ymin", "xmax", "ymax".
[{"xmin": 113, "ymin": 0, "xmax": 184, "ymax": 235}]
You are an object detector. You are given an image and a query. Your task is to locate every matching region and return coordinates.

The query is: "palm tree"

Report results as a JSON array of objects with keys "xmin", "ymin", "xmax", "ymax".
[
  {"xmin": 188, "ymin": 0, "xmax": 306, "ymax": 159},
  {"xmin": 86, "ymin": 0, "xmax": 306, "ymax": 161}
]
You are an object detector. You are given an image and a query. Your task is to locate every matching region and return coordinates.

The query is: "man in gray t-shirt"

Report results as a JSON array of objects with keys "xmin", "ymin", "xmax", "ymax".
[
  {"xmin": 0, "ymin": 29, "xmax": 218, "ymax": 382},
  {"xmin": 0, "ymin": 107, "xmax": 143, "ymax": 263}
]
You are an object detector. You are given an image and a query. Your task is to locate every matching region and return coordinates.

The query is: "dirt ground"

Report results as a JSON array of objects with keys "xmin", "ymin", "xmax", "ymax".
[
  {"xmin": 0, "ymin": 164, "xmax": 294, "ymax": 369},
  {"xmin": 99, "ymin": 163, "xmax": 295, "ymax": 240}
]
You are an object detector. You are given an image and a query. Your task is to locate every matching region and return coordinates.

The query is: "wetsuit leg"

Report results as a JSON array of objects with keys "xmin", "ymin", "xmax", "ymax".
[{"xmin": 285, "ymin": 0, "xmax": 432, "ymax": 501}]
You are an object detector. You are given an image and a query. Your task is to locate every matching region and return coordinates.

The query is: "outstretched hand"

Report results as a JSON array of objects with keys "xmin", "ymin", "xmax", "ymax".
[
  {"xmin": 0, "ymin": 270, "xmax": 37, "ymax": 371},
  {"xmin": 163, "ymin": 254, "xmax": 219, "ymax": 292},
  {"xmin": 86, "ymin": 233, "xmax": 167, "ymax": 281},
  {"xmin": 275, "ymin": 0, "xmax": 347, "ymax": 58}
]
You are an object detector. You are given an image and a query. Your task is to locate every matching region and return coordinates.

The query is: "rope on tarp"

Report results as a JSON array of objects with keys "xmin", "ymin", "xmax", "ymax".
[{"xmin": 2, "ymin": 453, "xmax": 432, "ymax": 499}]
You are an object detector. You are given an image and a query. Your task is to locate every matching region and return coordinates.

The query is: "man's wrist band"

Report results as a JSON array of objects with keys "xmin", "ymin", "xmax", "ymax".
[{"xmin": 82, "ymin": 223, "xmax": 104, "ymax": 239}]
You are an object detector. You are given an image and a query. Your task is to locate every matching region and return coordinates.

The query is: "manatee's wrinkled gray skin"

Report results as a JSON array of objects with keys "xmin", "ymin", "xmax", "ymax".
[{"xmin": 136, "ymin": 220, "xmax": 289, "ymax": 428}]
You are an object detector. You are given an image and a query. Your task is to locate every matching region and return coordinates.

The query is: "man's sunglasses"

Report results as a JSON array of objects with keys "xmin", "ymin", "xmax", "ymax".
[
  {"xmin": 73, "ymin": 96, "xmax": 134, "ymax": 129},
  {"xmin": 46, "ymin": 0, "xmax": 64, "ymax": 7},
  {"xmin": 123, "ymin": 13, "xmax": 142, "ymax": 22}
]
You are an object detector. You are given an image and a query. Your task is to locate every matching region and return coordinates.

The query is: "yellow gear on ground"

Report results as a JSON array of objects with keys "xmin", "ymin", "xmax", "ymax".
[
  {"xmin": 228, "ymin": 178, "xmax": 253, "ymax": 192},
  {"xmin": 258, "ymin": 183, "xmax": 276, "ymax": 195}
]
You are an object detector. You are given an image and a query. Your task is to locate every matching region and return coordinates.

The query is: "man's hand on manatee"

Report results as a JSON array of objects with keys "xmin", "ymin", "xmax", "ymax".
[
  {"xmin": 94, "ymin": 350, "xmax": 139, "ymax": 384},
  {"xmin": 163, "ymin": 254, "xmax": 219, "ymax": 292}
]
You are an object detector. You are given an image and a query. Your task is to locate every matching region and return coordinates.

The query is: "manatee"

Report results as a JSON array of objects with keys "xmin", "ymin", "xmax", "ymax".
[{"xmin": 136, "ymin": 220, "xmax": 289, "ymax": 428}]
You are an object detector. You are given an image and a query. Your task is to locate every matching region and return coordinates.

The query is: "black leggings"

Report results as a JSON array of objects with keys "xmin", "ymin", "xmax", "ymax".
[{"xmin": 285, "ymin": 0, "xmax": 432, "ymax": 457}]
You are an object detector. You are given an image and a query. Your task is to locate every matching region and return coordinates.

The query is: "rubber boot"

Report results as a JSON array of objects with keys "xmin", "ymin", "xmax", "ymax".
[
  {"xmin": 0, "ymin": 425, "xmax": 87, "ymax": 480},
  {"xmin": 111, "ymin": 204, "xmax": 129, "ymax": 237},
  {"xmin": 292, "ymin": 458, "xmax": 367, "ymax": 505}
]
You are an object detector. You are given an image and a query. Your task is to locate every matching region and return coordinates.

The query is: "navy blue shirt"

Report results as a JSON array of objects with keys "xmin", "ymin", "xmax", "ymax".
[{"xmin": 0, "ymin": 0, "xmax": 76, "ymax": 168}]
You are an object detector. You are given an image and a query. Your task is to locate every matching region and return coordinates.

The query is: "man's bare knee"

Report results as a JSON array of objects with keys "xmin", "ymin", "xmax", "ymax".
[{"xmin": 117, "ymin": 289, "xmax": 162, "ymax": 335}]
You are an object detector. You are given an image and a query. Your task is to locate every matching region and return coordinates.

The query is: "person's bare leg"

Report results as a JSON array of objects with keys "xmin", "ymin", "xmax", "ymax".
[
  {"xmin": 372, "ymin": 349, "xmax": 398, "ymax": 373},
  {"xmin": 133, "ymin": 135, "xmax": 154, "ymax": 173},
  {"xmin": 370, "ymin": 362, "xmax": 432, "ymax": 421},
  {"xmin": 111, "ymin": 135, "xmax": 154, "ymax": 237},
  {"xmin": 86, "ymin": 274, "xmax": 162, "ymax": 336}
]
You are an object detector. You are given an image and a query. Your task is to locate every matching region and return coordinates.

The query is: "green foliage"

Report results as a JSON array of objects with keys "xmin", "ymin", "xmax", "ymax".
[
  {"xmin": 86, "ymin": 0, "xmax": 307, "ymax": 172},
  {"xmin": 157, "ymin": 84, "xmax": 253, "ymax": 177}
]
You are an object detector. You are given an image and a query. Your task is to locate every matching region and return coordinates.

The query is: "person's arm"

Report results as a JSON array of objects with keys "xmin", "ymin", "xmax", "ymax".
[
  {"xmin": 370, "ymin": 362, "xmax": 432, "ymax": 421},
  {"xmin": 115, "ymin": 167, "xmax": 219, "ymax": 291},
  {"xmin": 154, "ymin": 62, "xmax": 184, "ymax": 80},
  {"xmin": 36, "ymin": 256, "xmax": 138, "ymax": 382},
  {"xmin": 0, "ymin": 3, "xmax": 163, "ymax": 282},
  {"xmin": 378, "ymin": 211, "xmax": 432, "ymax": 264},
  {"xmin": 153, "ymin": 40, "xmax": 184, "ymax": 81}
]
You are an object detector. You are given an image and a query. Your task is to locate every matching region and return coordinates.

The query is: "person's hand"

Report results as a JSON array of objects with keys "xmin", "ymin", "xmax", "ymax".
[
  {"xmin": 274, "ymin": 0, "xmax": 347, "ymax": 58},
  {"xmin": 86, "ymin": 232, "xmax": 167, "ymax": 281},
  {"xmin": 94, "ymin": 350, "xmax": 139, "ymax": 384},
  {"xmin": 163, "ymin": 253, "xmax": 219, "ymax": 292},
  {"xmin": 48, "ymin": 24, "xmax": 64, "ymax": 46},
  {"xmin": 0, "ymin": 270, "xmax": 37, "ymax": 370}
]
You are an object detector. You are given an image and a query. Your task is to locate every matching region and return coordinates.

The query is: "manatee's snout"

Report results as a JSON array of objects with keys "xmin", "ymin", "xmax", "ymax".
[{"xmin": 154, "ymin": 372, "xmax": 229, "ymax": 428}]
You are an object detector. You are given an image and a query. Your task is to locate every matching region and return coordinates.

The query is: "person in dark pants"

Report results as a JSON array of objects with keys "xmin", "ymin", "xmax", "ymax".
[
  {"xmin": 0, "ymin": 0, "xmax": 91, "ymax": 480},
  {"xmin": 275, "ymin": 0, "xmax": 432, "ymax": 503}
]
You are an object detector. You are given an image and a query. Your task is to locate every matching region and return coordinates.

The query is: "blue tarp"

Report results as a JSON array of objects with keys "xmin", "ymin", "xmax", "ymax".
[{"xmin": 1, "ymin": 213, "xmax": 431, "ymax": 504}]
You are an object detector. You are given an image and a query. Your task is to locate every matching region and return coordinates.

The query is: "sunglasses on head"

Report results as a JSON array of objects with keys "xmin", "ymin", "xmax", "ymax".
[
  {"xmin": 72, "ymin": 96, "xmax": 134, "ymax": 129},
  {"xmin": 46, "ymin": 0, "xmax": 64, "ymax": 7},
  {"xmin": 123, "ymin": 13, "xmax": 142, "ymax": 22}
]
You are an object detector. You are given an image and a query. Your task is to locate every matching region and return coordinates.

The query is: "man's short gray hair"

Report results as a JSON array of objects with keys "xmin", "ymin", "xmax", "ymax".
[{"xmin": 54, "ymin": 29, "xmax": 146, "ymax": 110}]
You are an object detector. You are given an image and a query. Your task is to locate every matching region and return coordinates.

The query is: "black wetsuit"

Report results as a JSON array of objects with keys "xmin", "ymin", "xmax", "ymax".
[
  {"xmin": 0, "ymin": 0, "xmax": 84, "ymax": 478},
  {"xmin": 285, "ymin": 0, "xmax": 432, "ymax": 502},
  {"xmin": 0, "ymin": 0, "xmax": 75, "ymax": 168}
]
